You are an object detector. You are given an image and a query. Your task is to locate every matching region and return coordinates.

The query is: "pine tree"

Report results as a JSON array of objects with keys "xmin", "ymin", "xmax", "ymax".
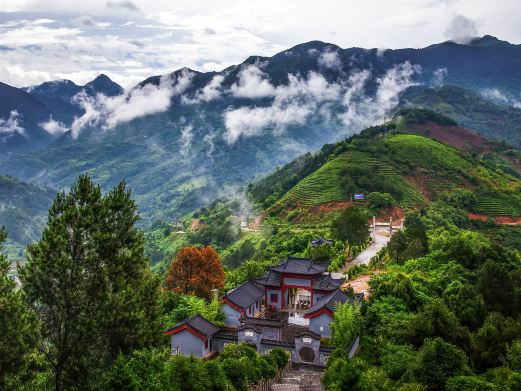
[
  {"xmin": 20, "ymin": 175, "xmax": 161, "ymax": 391},
  {"xmin": 0, "ymin": 228, "xmax": 35, "ymax": 387}
]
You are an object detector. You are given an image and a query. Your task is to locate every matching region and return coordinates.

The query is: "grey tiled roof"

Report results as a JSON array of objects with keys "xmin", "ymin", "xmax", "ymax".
[
  {"xmin": 305, "ymin": 289, "xmax": 354, "ymax": 317},
  {"xmin": 269, "ymin": 257, "xmax": 329, "ymax": 275},
  {"xmin": 253, "ymin": 270, "xmax": 281, "ymax": 287},
  {"xmin": 166, "ymin": 314, "xmax": 220, "ymax": 338},
  {"xmin": 223, "ymin": 280, "xmax": 265, "ymax": 309},
  {"xmin": 312, "ymin": 274, "xmax": 345, "ymax": 291}
]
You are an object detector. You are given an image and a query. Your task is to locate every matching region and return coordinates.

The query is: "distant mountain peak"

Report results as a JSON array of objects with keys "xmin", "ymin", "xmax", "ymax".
[
  {"xmin": 84, "ymin": 74, "xmax": 123, "ymax": 97},
  {"xmin": 468, "ymin": 35, "xmax": 508, "ymax": 47}
]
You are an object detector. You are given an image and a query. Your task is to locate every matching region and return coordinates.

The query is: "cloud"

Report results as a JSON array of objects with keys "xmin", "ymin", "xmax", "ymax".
[
  {"xmin": 0, "ymin": 110, "xmax": 25, "ymax": 138},
  {"xmin": 179, "ymin": 124, "xmax": 193, "ymax": 157},
  {"xmin": 182, "ymin": 74, "xmax": 224, "ymax": 104},
  {"xmin": 340, "ymin": 62, "xmax": 421, "ymax": 128},
  {"xmin": 223, "ymin": 70, "xmax": 343, "ymax": 143},
  {"xmin": 481, "ymin": 88, "xmax": 521, "ymax": 108},
  {"xmin": 444, "ymin": 14, "xmax": 478, "ymax": 44},
  {"xmin": 230, "ymin": 65, "xmax": 276, "ymax": 99},
  {"xmin": 431, "ymin": 67, "xmax": 447, "ymax": 87},
  {"xmin": 70, "ymin": 69, "xmax": 193, "ymax": 138},
  {"xmin": 39, "ymin": 116, "xmax": 69, "ymax": 136},
  {"xmin": 223, "ymin": 104, "xmax": 312, "ymax": 144},
  {"xmin": 318, "ymin": 49, "xmax": 342, "ymax": 70},
  {"xmin": 106, "ymin": 0, "xmax": 138, "ymax": 11}
]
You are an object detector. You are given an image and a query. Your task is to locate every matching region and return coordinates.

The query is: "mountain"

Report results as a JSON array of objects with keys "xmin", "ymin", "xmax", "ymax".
[
  {"xmin": 2, "ymin": 36, "xmax": 521, "ymax": 230},
  {"xmin": 0, "ymin": 82, "xmax": 54, "ymax": 155},
  {"xmin": 24, "ymin": 74, "xmax": 123, "ymax": 125},
  {"xmin": 0, "ymin": 174, "xmax": 54, "ymax": 258}
]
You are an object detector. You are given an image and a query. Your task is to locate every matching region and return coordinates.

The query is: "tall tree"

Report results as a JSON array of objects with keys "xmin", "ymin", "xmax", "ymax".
[
  {"xmin": 331, "ymin": 207, "xmax": 369, "ymax": 255},
  {"xmin": 20, "ymin": 175, "xmax": 161, "ymax": 391},
  {"xmin": 0, "ymin": 228, "xmax": 35, "ymax": 387},
  {"xmin": 165, "ymin": 246, "xmax": 225, "ymax": 300}
]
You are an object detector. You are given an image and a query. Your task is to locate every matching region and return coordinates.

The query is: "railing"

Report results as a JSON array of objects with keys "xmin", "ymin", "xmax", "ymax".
[{"xmin": 247, "ymin": 361, "xmax": 292, "ymax": 391}]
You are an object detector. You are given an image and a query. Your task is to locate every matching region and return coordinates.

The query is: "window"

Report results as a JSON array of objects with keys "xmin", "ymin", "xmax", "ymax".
[
  {"xmin": 205, "ymin": 340, "xmax": 209, "ymax": 349},
  {"xmin": 245, "ymin": 331, "xmax": 254, "ymax": 337},
  {"xmin": 270, "ymin": 293, "xmax": 278, "ymax": 303},
  {"xmin": 319, "ymin": 326, "xmax": 324, "ymax": 332}
]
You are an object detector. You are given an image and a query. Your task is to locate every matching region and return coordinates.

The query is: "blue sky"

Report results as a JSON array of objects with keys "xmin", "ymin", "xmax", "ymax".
[{"xmin": 0, "ymin": 0, "xmax": 519, "ymax": 88}]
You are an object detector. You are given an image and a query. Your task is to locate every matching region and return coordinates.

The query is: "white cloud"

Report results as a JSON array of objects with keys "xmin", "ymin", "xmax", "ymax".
[
  {"xmin": 431, "ymin": 67, "xmax": 447, "ymax": 87},
  {"xmin": 223, "ymin": 104, "xmax": 312, "ymax": 143},
  {"xmin": 340, "ymin": 62, "xmax": 421, "ymax": 128},
  {"xmin": 481, "ymin": 88, "xmax": 521, "ymax": 108},
  {"xmin": 444, "ymin": 14, "xmax": 479, "ymax": 44},
  {"xmin": 182, "ymin": 74, "xmax": 224, "ymax": 104},
  {"xmin": 318, "ymin": 49, "xmax": 342, "ymax": 70},
  {"xmin": 70, "ymin": 68, "xmax": 193, "ymax": 138},
  {"xmin": 179, "ymin": 124, "xmax": 193, "ymax": 157},
  {"xmin": 0, "ymin": 110, "xmax": 25, "ymax": 138},
  {"xmin": 39, "ymin": 116, "xmax": 69, "ymax": 136},
  {"xmin": 230, "ymin": 65, "xmax": 276, "ymax": 99}
]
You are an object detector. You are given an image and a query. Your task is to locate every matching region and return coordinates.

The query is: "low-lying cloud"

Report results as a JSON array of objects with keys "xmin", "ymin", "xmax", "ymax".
[
  {"xmin": 39, "ymin": 116, "xmax": 68, "ymax": 136},
  {"xmin": 230, "ymin": 65, "xmax": 275, "ymax": 99},
  {"xmin": 0, "ymin": 110, "xmax": 25, "ymax": 138},
  {"xmin": 222, "ymin": 62, "xmax": 420, "ymax": 143},
  {"xmin": 445, "ymin": 14, "xmax": 478, "ymax": 44},
  {"xmin": 481, "ymin": 88, "xmax": 521, "ymax": 109},
  {"xmin": 70, "ymin": 69, "xmax": 193, "ymax": 138}
]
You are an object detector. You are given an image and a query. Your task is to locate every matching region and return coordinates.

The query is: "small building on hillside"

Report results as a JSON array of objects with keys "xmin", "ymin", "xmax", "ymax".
[
  {"xmin": 166, "ymin": 314, "xmax": 220, "ymax": 358},
  {"xmin": 221, "ymin": 280, "xmax": 265, "ymax": 326},
  {"xmin": 305, "ymin": 289, "xmax": 357, "ymax": 337},
  {"xmin": 311, "ymin": 238, "xmax": 332, "ymax": 248}
]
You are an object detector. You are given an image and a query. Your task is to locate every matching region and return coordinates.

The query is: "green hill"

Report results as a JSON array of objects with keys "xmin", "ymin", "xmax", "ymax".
[
  {"xmin": 0, "ymin": 175, "xmax": 54, "ymax": 259},
  {"xmin": 251, "ymin": 111, "xmax": 521, "ymax": 223}
]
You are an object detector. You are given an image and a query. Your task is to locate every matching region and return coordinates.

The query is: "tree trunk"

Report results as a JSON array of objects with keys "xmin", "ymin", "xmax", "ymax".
[{"xmin": 55, "ymin": 366, "xmax": 64, "ymax": 391}]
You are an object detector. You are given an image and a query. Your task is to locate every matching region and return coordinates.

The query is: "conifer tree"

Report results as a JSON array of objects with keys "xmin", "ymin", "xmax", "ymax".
[
  {"xmin": 21, "ymin": 175, "xmax": 161, "ymax": 391},
  {"xmin": 0, "ymin": 228, "xmax": 35, "ymax": 387}
]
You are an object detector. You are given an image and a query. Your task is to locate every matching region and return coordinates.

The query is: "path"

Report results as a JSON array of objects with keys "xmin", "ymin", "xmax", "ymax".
[
  {"xmin": 271, "ymin": 365, "xmax": 325, "ymax": 391},
  {"xmin": 338, "ymin": 230, "xmax": 391, "ymax": 274}
]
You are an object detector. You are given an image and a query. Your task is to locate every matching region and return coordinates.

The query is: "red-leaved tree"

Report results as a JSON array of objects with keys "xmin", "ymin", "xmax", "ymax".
[{"xmin": 165, "ymin": 246, "xmax": 224, "ymax": 299}]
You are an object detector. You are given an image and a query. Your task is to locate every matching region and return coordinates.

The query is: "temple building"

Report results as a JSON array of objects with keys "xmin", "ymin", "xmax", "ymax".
[{"xmin": 166, "ymin": 257, "xmax": 363, "ymax": 366}]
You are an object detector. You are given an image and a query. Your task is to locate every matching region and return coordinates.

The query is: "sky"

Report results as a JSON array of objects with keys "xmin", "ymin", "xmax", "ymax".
[{"xmin": 0, "ymin": 0, "xmax": 519, "ymax": 88}]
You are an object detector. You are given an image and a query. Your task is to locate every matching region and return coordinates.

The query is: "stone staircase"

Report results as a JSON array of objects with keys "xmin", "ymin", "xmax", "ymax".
[{"xmin": 271, "ymin": 364, "xmax": 325, "ymax": 391}]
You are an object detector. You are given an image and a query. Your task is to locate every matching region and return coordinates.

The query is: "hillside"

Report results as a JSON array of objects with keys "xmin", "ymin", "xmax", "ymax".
[
  {"xmin": 401, "ymin": 85, "xmax": 521, "ymax": 147},
  {"xmin": 0, "ymin": 175, "xmax": 54, "ymax": 258},
  {"xmin": 251, "ymin": 111, "xmax": 521, "ymax": 225}
]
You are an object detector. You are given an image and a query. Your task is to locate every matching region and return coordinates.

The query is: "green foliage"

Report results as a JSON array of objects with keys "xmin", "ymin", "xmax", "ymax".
[
  {"xmin": 331, "ymin": 207, "xmax": 370, "ymax": 248},
  {"xmin": 367, "ymin": 192, "xmax": 395, "ymax": 214},
  {"xmin": 387, "ymin": 213, "xmax": 429, "ymax": 264},
  {"xmin": 395, "ymin": 108, "xmax": 458, "ymax": 127},
  {"xmin": 0, "ymin": 228, "xmax": 36, "ymax": 386},
  {"xmin": 330, "ymin": 301, "xmax": 362, "ymax": 349},
  {"xmin": 161, "ymin": 291, "xmax": 224, "ymax": 328},
  {"xmin": 20, "ymin": 175, "xmax": 162, "ymax": 389},
  {"xmin": 445, "ymin": 376, "xmax": 498, "ymax": 391},
  {"xmin": 409, "ymin": 338, "xmax": 471, "ymax": 391}
]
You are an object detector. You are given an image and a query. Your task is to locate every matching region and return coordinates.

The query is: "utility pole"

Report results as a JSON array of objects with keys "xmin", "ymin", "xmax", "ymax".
[{"xmin": 390, "ymin": 216, "xmax": 393, "ymax": 235}]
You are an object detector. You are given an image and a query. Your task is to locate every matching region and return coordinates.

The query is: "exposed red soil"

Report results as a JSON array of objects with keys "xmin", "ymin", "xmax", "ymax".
[
  {"xmin": 249, "ymin": 215, "xmax": 262, "ymax": 231},
  {"xmin": 467, "ymin": 213, "xmax": 521, "ymax": 225},
  {"xmin": 408, "ymin": 122, "xmax": 494, "ymax": 152},
  {"xmin": 376, "ymin": 206, "xmax": 404, "ymax": 225},
  {"xmin": 343, "ymin": 270, "xmax": 381, "ymax": 298},
  {"xmin": 308, "ymin": 200, "xmax": 352, "ymax": 214}
]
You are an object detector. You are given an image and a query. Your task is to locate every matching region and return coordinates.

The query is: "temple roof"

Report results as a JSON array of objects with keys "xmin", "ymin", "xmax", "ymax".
[
  {"xmin": 305, "ymin": 289, "xmax": 355, "ymax": 318},
  {"xmin": 312, "ymin": 274, "xmax": 345, "ymax": 291},
  {"xmin": 222, "ymin": 280, "xmax": 265, "ymax": 309},
  {"xmin": 166, "ymin": 314, "xmax": 220, "ymax": 338},
  {"xmin": 269, "ymin": 257, "xmax": 328, "ymax": 275}
]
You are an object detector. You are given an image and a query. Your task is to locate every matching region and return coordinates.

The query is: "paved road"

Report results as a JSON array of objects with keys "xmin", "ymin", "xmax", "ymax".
[{"xmin": 337, "ymin": 231, "xmax": 391, "ymax": 274}]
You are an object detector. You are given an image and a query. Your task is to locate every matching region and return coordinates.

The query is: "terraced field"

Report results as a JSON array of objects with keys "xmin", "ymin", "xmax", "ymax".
[
  {"xmin": 475, "ymin": 193, "xmax": 521, "ymax": 216},
  {"xmin": 276, "ymin": 154, "xmax": 349, "ymax": 206}
]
